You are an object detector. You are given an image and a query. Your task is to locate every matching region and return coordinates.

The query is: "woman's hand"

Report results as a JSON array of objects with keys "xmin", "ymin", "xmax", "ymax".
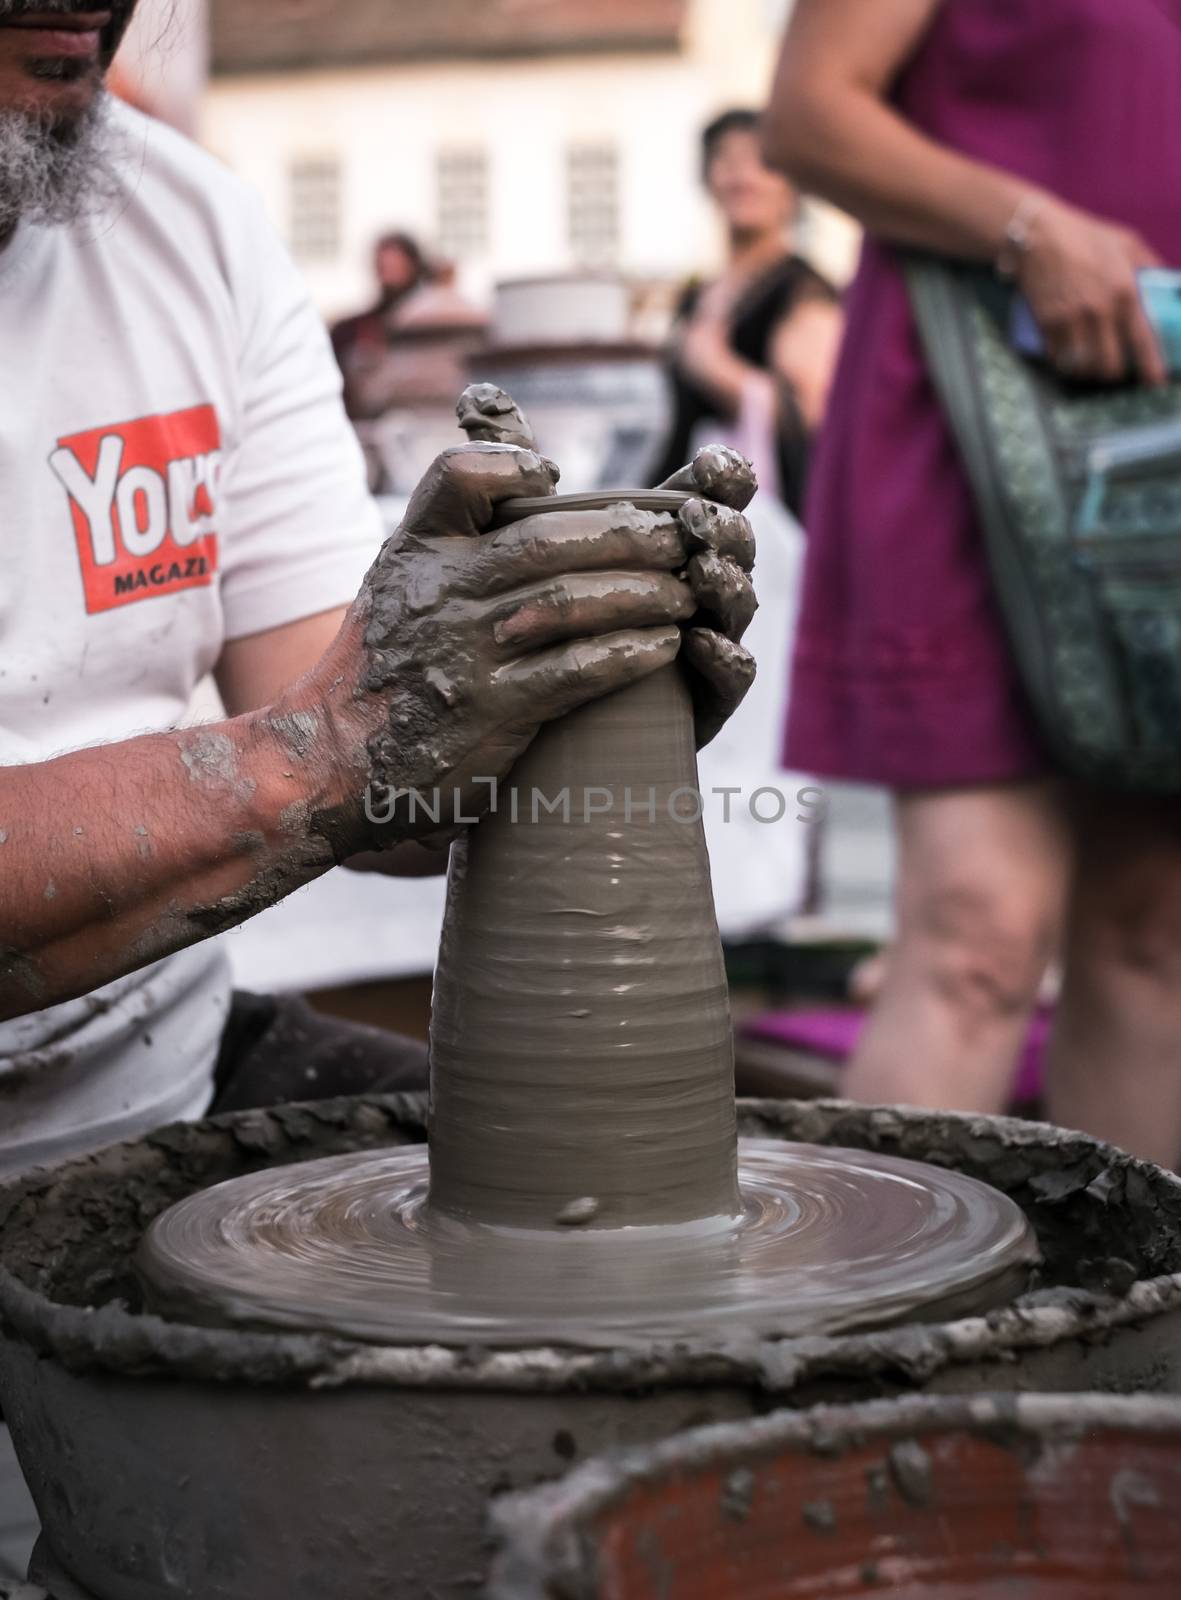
[
  {"xmin": 677, "ymin": 281, "xmax": 755, "ymax": 413},
  {"xmin": 1017, "ymin": 199, "xmax": 1167, "ymax": 388}
]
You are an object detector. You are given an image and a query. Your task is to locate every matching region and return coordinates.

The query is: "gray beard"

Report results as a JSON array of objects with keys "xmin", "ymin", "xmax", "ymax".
[{"xmin": 0, "ymin": 92, "xmax": 121, "ymax": 236}]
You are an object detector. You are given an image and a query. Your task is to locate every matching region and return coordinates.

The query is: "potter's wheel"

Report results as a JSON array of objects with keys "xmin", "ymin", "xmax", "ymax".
[{"xmin": 137, "ymin": 1140, "xmax": 1038, "ymax": 1348}]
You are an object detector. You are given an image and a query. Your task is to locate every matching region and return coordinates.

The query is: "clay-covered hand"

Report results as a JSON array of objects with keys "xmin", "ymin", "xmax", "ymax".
[
  {"xmin": 461, "ymin": 383, "xmax": 760, "ymax": 750},
  {"xmin": 281, "ymin": 438, "xmax": 695, "ymax": 846},
  {"xmin": 455, "ymin": 382, "xmax": 536, "ymax": 448},
  {"xmin": 658, "ymin": 446, "xmax": 759, "ymax": 747}
]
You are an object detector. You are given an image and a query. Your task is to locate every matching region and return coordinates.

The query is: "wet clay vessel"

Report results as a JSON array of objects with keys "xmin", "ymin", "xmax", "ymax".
[
  {"xmin": 2, "ymin": 1096, "xmax": 1181, "ymax": 1599},
  {"xmin": 135, "ymin": 490, "xmax": 1035, "ymax": 1347},
  {"xmin": 489, "ymin": 1392, "xmax": 1181, "ymax": 1598}
]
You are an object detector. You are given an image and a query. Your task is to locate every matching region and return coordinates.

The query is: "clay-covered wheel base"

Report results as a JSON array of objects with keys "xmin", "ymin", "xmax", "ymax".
[{"xmin": 137, "ymin": 1139, "xmax": 1038, "ymax": 1347}]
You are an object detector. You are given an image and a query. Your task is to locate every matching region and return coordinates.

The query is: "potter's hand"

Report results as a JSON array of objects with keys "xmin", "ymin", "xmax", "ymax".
[
  {"xmin": 659, "ymin": 446, "xmax": 759, "ymax": 747},
  {"xmin": 462, "ymin": 388, "xmax": 760, "ymax": 750},
  {"xmin": 284, "ymin": 442, "xmax": 691, "ymax": 846}
]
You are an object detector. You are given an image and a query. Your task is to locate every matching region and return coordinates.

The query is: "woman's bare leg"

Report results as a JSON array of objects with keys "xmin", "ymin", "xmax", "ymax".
[
  {"xmin": 1047, "ymin": 792, "xmax": 1181, "ymax": 1167},
  {"xmin": 844, "ymin": 782, "xmax": 1070, "ymax": 1111}
]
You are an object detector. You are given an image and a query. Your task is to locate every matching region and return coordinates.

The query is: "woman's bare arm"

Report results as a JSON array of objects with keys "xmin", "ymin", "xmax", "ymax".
[
  {"xmin": 765, "ymin": 0, "xmax": 1028, "ymax": 258},
  {"xmin": 771, "ymin": 297, "xmax": 844, "ymax": 432},
  {"xmin": 766, "ymin": 0, "xmax": 1166, "ymax": 385},
  {"xmin": 678, "ymin": 279, "xmax": 843, "ymax": 435}
]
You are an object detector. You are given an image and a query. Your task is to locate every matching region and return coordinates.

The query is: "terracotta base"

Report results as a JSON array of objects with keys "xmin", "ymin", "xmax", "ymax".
[{"xmin": 490, "ymin": 1393, "xmax": 1181, "ymax": 1598}]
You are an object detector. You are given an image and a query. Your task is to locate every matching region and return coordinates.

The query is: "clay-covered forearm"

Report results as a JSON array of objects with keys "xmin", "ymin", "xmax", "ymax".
[
  {"xmin": 0, "ymin": 712, "xmax": 344, "ymax": 1022},
  {"xmin": 765, "ymin": 0, "xmax": 1030, "ymax": 262}
]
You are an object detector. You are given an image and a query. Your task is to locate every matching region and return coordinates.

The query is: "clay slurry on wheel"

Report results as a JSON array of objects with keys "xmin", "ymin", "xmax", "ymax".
[{"xmin": 136, "ymin": 1140, "xmax": 1039, "ymax": 1347}]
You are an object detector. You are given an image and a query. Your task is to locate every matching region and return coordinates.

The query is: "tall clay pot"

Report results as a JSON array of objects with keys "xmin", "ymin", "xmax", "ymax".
[{"xmin": 427, "ymin": 661, "xmax": 740, "ymax": 1230}]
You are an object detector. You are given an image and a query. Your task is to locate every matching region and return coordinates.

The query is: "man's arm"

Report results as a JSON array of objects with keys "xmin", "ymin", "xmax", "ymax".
[
  {"xmin": 0, "ymin": 708, "xmax": 341, "ymax": 1022},
  {"xmin": 1, "ymin": 441, "xmax": 706, "ymax": 1023},
  {"xmin": 215, "ymin": 608, "xmax": 344, "ymax": 713}
]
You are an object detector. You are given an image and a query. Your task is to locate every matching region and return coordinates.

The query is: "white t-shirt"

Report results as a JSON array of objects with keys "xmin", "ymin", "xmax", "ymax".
[{"xmin": 0, "ymin": 102, "xmax": 383, "ymax": 1173}]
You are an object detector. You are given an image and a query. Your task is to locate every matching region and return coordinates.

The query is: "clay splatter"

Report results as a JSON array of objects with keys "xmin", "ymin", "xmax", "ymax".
[
  {"xmin": 889, "ymin": 1439, "xmax": 933, "ymax": 1507},
  {"xmin": 722, "ymin": 1467, "xmax": 755, "ymax": 1522},
  {"xmin": 803, "ymin": 1499, "xmax": 837, "ymax": 1533},
  {"xmin": 267, "ymin": 710, "xmax": 321, "ymax": 762}
]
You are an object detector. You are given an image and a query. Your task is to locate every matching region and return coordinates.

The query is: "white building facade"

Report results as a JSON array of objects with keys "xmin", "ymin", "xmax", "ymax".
[{"xmin": 201, "ymin": 0, "xmax": 855, "ymax": 319}]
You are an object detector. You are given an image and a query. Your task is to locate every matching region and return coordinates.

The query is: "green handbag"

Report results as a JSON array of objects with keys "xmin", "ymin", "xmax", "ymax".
[{"xmin": 906, "ymin": 256, "xmax": 1181, "ymax": 791}]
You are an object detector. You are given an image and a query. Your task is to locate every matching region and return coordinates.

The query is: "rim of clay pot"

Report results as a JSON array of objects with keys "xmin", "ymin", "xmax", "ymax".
[
  {"xmin": 488, "ymin": 1390, "xmax": 1181, "ymax": 1576},
  {"xmin": 1, "ymin": 1095, "xmax": 1180, "ymax": 1394},
  {"xmin": 492, "ymin": 489, "xmax": 692, "ymax": 526}
]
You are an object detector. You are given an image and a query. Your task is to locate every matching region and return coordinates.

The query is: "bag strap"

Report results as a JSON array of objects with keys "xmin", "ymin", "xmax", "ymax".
[
  {"xmin": 902, "ymin": 255, "xmax": 1085, "ymax": 764},
  {"xmin": 904, "ymin": 256, "xmax": 1009, "ymax": 524}
]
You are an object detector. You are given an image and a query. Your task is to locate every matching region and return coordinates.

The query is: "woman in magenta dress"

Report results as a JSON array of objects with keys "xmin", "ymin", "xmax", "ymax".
[{"xmin": 765, "ymin": 0, "xmax": 1181, "ymax": 1165}]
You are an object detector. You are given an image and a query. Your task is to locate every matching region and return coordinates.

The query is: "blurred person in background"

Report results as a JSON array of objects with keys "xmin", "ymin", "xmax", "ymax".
[
  {"xmin": 331, "ymin": 230, "xmax": 426, "ymax": 417},
  {"xmin": 652, "ymin": 108, "xmax": 843, "ymax": 520},
  {"xmin": 332, "ymin": 236, "xmax": 487, "ymax": 449},
  {"xmin": 766, "ymin": 0, "xmax": 1181, "ymax": 1166}
]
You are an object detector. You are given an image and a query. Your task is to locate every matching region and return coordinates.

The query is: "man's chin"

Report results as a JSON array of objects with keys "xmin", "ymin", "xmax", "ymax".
[{"xmin": 0, "ymin": 80, "xmax": 118, "ymax": 234}]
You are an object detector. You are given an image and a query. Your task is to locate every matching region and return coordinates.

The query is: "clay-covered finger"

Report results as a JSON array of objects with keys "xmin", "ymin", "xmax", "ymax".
[
  {"xmin": 491, "ymin": 571, "xmax": 694, "ymax": 652},
  {"xmin": 467, "ymin": 504, "xmax": 688, "ymax": 595},
  {"xmin": 497, "ymin": 626, "xmax": 682, "ymax": 723},
  {"xmin": 681, "ymin": 628, "xmax": 757, "ymax": 748},
  {"xmin": 456, "ymin": 383, "xmax": 540, "ymax": 450},
  {"xmin": 400, "ymin": 443, "xmax": 559, "ymax": 541},
  {"xmin": 686, "ymin": 551, "xmax": 758, "ymax": 642},
  {"xmin": 658, "ymin": 444, "xmax": 757, "ymax": 511},
  {"xmin": 679, "ymin": 498, "xmax": 756, "ymax": 570}
]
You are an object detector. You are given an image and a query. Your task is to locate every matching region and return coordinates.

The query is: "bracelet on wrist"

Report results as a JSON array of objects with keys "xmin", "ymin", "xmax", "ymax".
[{"xmin": 996, "ymin": 193, "xmax": 1046, "ymax": 280}]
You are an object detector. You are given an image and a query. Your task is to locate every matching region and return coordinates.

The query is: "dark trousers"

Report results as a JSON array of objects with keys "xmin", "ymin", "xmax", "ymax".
[{"xmin": 210, "ymin": 991, "xmax": 430, "ymax": 1114}]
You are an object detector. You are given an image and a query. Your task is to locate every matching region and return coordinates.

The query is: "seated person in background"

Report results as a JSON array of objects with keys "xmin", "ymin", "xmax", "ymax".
[
  {"xmin": 330, "ymin": 230, "xmax": 426, "ymax": 418},
  {"xmin": 653, "ymin": 109, "xmax": 844, "ymax": 520}
]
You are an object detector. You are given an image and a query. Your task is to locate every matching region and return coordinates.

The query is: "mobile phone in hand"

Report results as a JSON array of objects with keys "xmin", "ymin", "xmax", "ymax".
[{"xmin": 1009, "ymin": 268, "xmax": 1181, "ymax": 375}]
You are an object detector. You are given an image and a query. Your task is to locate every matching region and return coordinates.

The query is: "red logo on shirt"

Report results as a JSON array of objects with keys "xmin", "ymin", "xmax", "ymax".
[{"xmin": 51, "ymin": 405, "xmax": 223, "ymax": 615}]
